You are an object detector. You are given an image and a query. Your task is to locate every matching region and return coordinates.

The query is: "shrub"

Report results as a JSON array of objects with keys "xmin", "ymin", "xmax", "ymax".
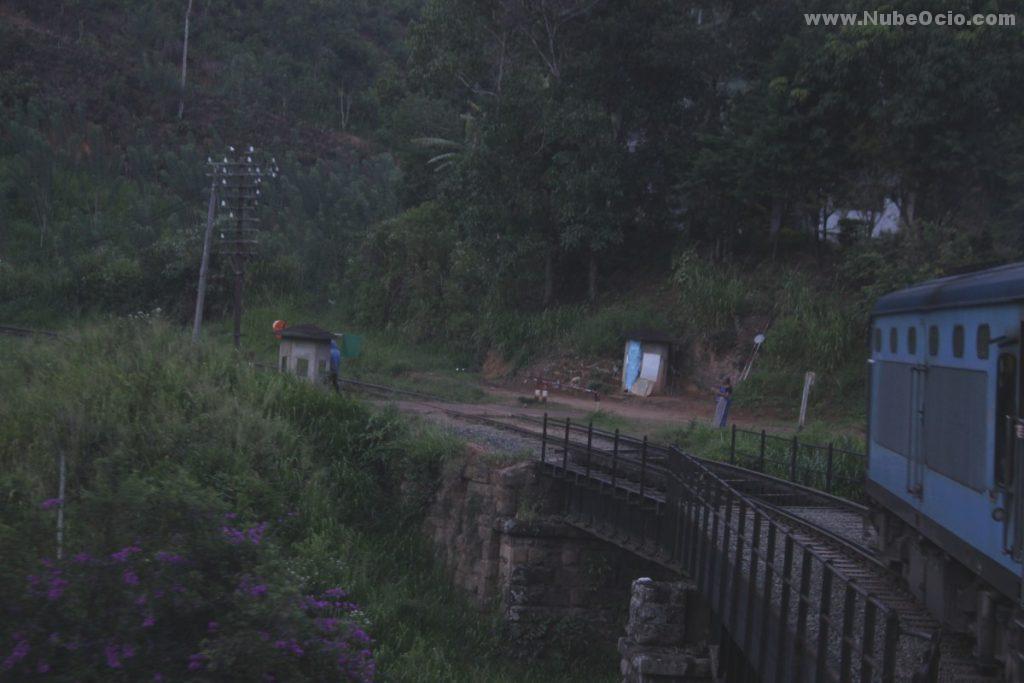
[
  {"xmin": 2, "ymin": 518, "xmax": 374, "ymax": 681},
  {"xmin": 0, "ymin": 321, "xmax": 610, "ymax": 681}
]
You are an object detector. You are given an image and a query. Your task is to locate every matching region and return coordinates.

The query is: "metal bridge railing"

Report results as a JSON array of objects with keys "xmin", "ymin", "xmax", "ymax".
[
  {"xmin": 729, "ymin": 425, "xmax": 867, "ymax": 500},
  {"xmin": 537, "ymin": 416, "xmax": 913, "ymax": 683}
]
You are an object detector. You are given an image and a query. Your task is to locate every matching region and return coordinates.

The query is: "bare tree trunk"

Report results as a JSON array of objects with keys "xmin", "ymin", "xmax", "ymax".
[
  {"xmin": 34, "ymin": 192, "xmax": 51, "ymax": 249},
  {"xmin": 338, "ymin": 87, "xmax": 353, "ymax": 131},
  {"xmin": 177, "ymin": 0, "xmax": 194, "ymax": 120},
  {"xmin": 587, "ymin": 252, "xmax": 598, "ymax": 306},
  {"xmin": 902, "ymin": 190, "xmax": 918, "ymax": 238},
  {"xmin": 543, "ymin": 248, "xmax": 554, "ymax": 307},
  {"xmin": 769, "ymin": 196, "xmax": 783, "ymax": 260}
]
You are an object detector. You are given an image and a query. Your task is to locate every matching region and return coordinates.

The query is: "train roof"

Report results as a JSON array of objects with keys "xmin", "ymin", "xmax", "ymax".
[{"xmin": 873, "ymin": 261, "xmax": 1024, "ymax": 315}]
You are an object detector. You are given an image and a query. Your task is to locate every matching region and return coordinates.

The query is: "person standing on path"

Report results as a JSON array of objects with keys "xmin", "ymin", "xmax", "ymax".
[
  {"xmin": 712, "ymin": 376, "xmax": 733, "ymax": 428},
  {"xmin": 329, "ymin": 339, "xmax": 341, "ymax": 393}
]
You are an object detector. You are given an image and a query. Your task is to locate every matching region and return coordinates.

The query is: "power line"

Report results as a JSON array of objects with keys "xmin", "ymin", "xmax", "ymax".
[{"xmin": 193, "ymin": 146, "xmax": 279, "ymax": 349}]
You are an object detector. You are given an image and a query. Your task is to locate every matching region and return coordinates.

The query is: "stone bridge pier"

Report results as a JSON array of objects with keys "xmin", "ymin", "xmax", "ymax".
[
  {"xmin": 619, "ymin": 578, "xmax": 715, "ymax": 683},
  {"xmin": 422, "ymin": 447, "xmax": 718, "ymax": 679}
]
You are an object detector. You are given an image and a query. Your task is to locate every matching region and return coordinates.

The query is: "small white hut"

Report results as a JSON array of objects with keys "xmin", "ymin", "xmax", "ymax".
[{"xmin": 278, "ymin": 324, "xmax": 334, "ymax": 382}]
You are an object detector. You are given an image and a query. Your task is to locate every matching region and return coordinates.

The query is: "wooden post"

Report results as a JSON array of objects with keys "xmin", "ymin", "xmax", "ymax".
[
  {"xmin": 191, "ymin": 181, "xmax": 217, "ymax": 343},
  {"xmin": 798, "ymin": 371, "xmax": 816, "ymax": 430},
  {"xmin": 730, "ymin": 424, "xmax": 737, "ymax": 464}
]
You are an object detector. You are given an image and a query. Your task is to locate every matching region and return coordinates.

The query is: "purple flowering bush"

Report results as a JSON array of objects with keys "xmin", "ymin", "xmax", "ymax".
[{"xmin": 2, "ymin": 517, "xmax": 374, "ymax": 681}]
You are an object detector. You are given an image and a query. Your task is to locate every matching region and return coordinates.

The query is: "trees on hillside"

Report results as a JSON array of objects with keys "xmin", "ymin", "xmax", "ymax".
[
  {"xmin": 397, "ymin": 0, "xmax": 715, "ymax": 306},
  {"xmin": 4, "ymin": 0, "xmax": 1023, "ymax": 333},
  {"xmin": 376, "ymin": 0, "xmax": 1024, "ymax": 319}
]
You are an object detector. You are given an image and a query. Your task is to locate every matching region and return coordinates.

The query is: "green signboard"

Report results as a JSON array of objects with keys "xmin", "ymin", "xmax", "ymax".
[{"xmin": 339, "ymin": 334, "xmax": 364, "ymax": 358}]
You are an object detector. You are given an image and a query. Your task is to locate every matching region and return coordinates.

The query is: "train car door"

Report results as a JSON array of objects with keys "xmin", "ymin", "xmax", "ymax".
[
  {"xmin": 902, "ymin": 318, "xmax": 927, "ymax": 499},
  {"xmin": 1007, "ymin": 323, "xmax": 1023, "ymax": 561},
  {"xmin": 908, "ymin": 363, "xmax": 927, "ymax": 497}
]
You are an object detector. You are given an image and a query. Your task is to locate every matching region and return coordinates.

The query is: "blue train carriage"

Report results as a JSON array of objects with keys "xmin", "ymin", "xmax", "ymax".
[{"xmin": 867, "ymin": 261, "xmax": 1024, "ymax": 673}]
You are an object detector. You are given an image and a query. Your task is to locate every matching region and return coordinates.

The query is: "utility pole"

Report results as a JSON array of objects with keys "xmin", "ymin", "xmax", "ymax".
[{"xmin": 211, "ymin": 147, "xmax": 278, "ymax": 350}]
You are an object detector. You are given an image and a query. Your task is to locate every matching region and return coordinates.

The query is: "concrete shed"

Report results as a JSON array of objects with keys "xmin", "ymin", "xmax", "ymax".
[
  {"xmin": 278, "ymin": 323, "xmax": 334, "ymax": 383},
  {"xmin": 621, "ymin": 330, "xmax": 677, "ymax": 397}
]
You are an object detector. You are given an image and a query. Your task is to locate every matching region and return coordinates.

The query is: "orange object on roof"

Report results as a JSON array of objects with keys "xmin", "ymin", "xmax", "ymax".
[{"xmin": 272, "ymin": 319, "xmax": 287, "ymax": 339}]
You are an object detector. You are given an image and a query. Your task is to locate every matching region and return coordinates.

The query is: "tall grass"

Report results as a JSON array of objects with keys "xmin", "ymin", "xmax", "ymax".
[
  {"xmin": 657, "ymin": 420, "xmax": 867, "ymax": 499},
  {"xmin": 0, "ymin": 321, "xmax": 612, "ymax": 681},
  {"xmin": 670, "ymin": 249, "xmax": 752, "ymax": 334}
]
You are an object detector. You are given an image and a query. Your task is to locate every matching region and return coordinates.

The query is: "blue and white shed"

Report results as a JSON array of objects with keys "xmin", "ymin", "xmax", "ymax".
[{"xmin": 621, "ymin": 330, "xmax": 676, "ymax": 397}]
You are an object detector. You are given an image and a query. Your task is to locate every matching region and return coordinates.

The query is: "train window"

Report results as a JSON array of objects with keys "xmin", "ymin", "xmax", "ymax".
[
  {"xmin": 874, "ymin": 327, "xmax": 881, "ymax": 352},
  {"xmin": 907, "ymin": 327, "xmax": 917, "ymax": 355},
  {"xmin": 889, "ymin": 327, "xmax": 898, "ymax": 353},
  {"xmin": 953, "ymin": 325, "xmax": 964, "ymax": 358},
  {"xmin": 977, "ymin": 324, "xmax": 990, "ymax": 360},
  {"xmin": 929, "ymin": 325, "xmax": 939, "ymax": 356}
]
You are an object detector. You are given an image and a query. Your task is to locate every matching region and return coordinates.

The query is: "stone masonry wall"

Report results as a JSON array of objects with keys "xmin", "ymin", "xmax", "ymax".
[{"xmin": 423, "ymin": 446, "xmax": 677, "ymax": 656}]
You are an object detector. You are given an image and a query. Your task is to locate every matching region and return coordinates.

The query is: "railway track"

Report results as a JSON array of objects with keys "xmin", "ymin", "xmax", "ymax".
[
  {"xmin": 345, "ymin": 376, "xmax": 1005, "ymax": 680},
  {"xmin": 343, "ymin": 377, "xmax": 875, "ymax": 548}
]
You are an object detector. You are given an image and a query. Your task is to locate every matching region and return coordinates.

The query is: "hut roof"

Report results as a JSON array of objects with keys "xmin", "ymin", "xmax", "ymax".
[{"xmin": 280, "ymin": 323, "xmax": 335, "ymax": 342}]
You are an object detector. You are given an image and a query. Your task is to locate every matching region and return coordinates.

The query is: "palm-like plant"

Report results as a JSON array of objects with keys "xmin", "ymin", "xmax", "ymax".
[{"xmin": 411, "ymin": 103, "xmax": 482, "ymax": 173}]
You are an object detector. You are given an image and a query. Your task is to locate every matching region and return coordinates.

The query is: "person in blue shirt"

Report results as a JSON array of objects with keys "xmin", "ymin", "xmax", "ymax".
[
  {"xmin": 713, "ymin": 376, "xmax": 733, "ymax": 428},
  {"xmin": 329, "ymin": 339, "xmax": 341, "ymax": 393}
]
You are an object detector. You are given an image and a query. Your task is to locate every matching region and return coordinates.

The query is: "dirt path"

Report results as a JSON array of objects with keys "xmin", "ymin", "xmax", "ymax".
[
  {"xmin": 368, "ymin": 381, "xmax": 806, "ymax": 443},
  {"xmin": 477, "ymin": 383, "xmax": 801, "ymax": 434},
  {"xmin": 370, "ymin": 370, "xmax": 864, "ymax": 439}
]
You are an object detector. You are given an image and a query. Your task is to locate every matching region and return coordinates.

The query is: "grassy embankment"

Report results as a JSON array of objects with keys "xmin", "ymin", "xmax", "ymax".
[
  {"xmin": 227, "ymin": 249, "xmax": 870, "ymax": 418},
  {"xmin": 0, "ymin": 321, "xmax": 615, "ymax": 681}
]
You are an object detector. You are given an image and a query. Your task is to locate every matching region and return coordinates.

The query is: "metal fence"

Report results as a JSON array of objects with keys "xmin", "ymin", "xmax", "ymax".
[
  {"xmin": 728, "ymin": 426, "xmax": 866, "ymax": 499},
  {"xmin": 536, "ymin": 417, "xmax": 926, "ymax": 682}
]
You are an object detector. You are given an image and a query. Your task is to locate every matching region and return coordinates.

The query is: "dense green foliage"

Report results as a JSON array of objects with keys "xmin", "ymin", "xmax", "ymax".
[
  {"xmin": 0, "ymin": 0, "xmax": 406, "ymax": 323},
  {"xmin": 352, "ymin": 0, "xmax": 1023, "ymax": 328},
  {"xmin": 343, "ymin": 0, "xmax": 1023, "ymax": 408},
  {"xmin": 0, "ymin": 323, "xmax": 611, "ymax": 680},
  {"xmin": 2, "ymin": 1, "xmax": 1023, "ymax": 393}
]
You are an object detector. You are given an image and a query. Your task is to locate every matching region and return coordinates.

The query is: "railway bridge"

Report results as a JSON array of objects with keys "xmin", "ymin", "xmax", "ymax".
[
  {"xmin": 530, "ymin": 415, "xmax": 947, "ymax": 683},
  {"xmin": 337, "ymin": 376, "xmax": 979, "ymax": 682}
]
